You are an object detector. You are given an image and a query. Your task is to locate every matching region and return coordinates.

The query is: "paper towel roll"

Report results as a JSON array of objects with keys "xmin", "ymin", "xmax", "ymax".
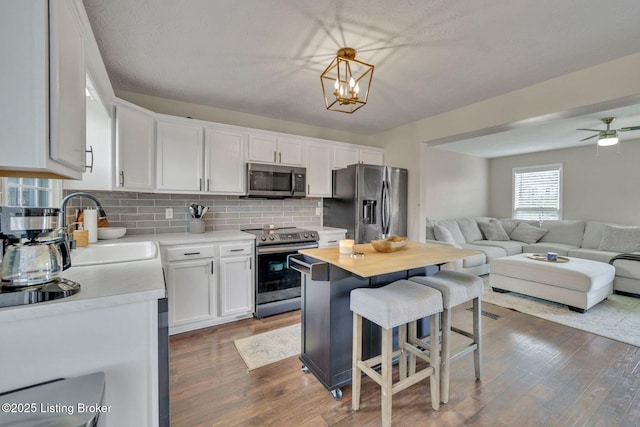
[{"xmin": 83, "ymin": 209, "xmax": 98, "ymax": 243}]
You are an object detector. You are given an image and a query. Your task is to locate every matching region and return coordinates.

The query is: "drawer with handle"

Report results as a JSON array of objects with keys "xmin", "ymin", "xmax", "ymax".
[
  {"xmin": 165, "ymin": 244, "xmax": 215, "ymax": 262},
  {"xmin": 220, "ymin": 242, "xmax": 252, "ymax": 257}
]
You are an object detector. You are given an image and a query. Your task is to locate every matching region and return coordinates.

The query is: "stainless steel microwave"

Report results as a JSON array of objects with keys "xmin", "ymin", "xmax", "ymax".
[{"xmin": 246, "ymin": 163, "xmax": 306, "ymax": 198}]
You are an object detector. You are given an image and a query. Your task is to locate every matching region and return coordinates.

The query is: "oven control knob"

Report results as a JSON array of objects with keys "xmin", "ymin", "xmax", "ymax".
[
  {"xmin": 310, "ymin": 233, "xmax": 316, "ymax": 238},
  {"xmin": 303, "ymin": 233, "xmax": 308, "ymax": 238},
  {"xmin": 269, "ymin": 235, "xmax": 275, "ymax": 241},
  {"xmin": 260, "ymin": 236, "xmax": 267, "ymax": 241}
]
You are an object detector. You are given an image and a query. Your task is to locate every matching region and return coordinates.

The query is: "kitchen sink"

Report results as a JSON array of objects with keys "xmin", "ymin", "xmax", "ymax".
[{"xmin": 71, "ymin": 241, "xmax": 158, "ymax": 266}]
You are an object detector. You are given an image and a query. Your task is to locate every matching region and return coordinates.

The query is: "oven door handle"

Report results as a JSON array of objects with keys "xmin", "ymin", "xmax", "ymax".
[{"xmin": 256, "ymin": 243, "xmax": 318, "ymax": 254}]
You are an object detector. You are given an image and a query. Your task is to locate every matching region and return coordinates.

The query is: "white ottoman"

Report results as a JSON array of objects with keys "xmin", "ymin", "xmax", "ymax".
[{"xmin": 490, "ymin": 254, "xmax": 615, "ymax": 312}]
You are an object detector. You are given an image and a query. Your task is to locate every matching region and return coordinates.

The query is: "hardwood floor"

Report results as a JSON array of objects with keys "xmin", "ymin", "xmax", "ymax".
[{"xmin": 169, "ymin": 302, "xmax": 640, "ymax": 426}]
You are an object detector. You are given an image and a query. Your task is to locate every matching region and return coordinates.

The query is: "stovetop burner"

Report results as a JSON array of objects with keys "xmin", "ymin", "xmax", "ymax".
[
  {"xmin": 0, "ymin": 278, "xmax": 80, "ymax": 308},
  {"xmin": 241, "ymin": 227, "xmax": 318, "ymax": 246}
]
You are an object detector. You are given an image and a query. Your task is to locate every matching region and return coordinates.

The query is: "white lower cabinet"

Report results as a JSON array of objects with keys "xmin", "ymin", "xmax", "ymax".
[{"xmin": 163, "ymin": 239, "xmax": 254, "ymax": 334}]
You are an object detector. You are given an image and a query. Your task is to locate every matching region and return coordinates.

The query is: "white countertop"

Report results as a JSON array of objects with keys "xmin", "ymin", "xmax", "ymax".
[
  {"xmin": 0, "ymin": 244, "xmax": 165, "ymax": 322},
  {"xmin": 105, "ymin": 230, "xmax": 255, "ymax": 245},
  {"xmin": 0, "ymin": 230, "xmax": 256, "ymax": 321}
]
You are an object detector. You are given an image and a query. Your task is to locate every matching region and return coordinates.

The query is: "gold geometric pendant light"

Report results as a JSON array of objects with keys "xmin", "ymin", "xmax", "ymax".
[{"xmin": 320, "ymin": 48, "xmax": 374, "ymax": 113}]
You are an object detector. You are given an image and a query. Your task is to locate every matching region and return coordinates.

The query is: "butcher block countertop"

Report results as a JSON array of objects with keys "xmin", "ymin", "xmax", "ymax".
[{"xmin": 298, "ymin": 241, "xmax": 480, "ymax": 278}]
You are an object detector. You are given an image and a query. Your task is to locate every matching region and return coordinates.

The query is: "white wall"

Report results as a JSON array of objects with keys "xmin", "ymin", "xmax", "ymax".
[
  {"xmin": 489, "ymin": 137, "xmax": 640, "ymax": 225},
  {"xmin": 421, "ymin": 146, "xmax": 489, "ymax": 227}
]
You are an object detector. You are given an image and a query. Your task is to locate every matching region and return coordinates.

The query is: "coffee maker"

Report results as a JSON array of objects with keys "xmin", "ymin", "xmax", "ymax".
[{"xmin": 0, "ymin": 207, "xmax": 80, "ymax": 308}]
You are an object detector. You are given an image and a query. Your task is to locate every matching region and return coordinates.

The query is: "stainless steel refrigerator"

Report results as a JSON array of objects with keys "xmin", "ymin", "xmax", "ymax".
[{"xmin": 323, "ymin": 164, "xmax": 408, "ymax": 243}]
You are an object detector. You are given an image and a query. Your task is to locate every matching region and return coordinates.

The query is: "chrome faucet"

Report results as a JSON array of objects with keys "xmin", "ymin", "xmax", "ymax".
[{"xmin": 59, "ymin": 192, "xmax": 107, "ymax": 246}]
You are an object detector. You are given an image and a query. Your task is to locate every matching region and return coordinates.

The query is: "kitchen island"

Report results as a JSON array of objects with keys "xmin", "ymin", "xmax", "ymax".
[{"xmin": 290, "ymin": 241, "xmax": 479, "ymax": 399}]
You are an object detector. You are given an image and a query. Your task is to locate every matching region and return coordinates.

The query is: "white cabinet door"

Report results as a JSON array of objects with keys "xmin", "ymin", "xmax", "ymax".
[
  {"xmin": 167, "ymin": 259, "xmax": 215, "ymax": 327},
  {"xmin": 49, "ymin": 0, "xmax": 85, "ymax": 173},
  {"xmin": 306, "ymin": 143, "xmax": 332, "ymax": 197},
  {"xmin": 359, "ymin": 148, "xmax": 384, "ymax": 166},
  {"xmin": 247, "ymin": 134, "xmax": 278, "ymax": 163},
  {"xmin": 156, "ymin": 119, "xmax": 204, "ymax": 192},
  {"xmin": 0, "ymin": 0, "xmax": 85, "ymax": 178},
  {"xmin": 333, "ymin": 146, "xmax": 359, "ymax": 169},
  {"xmin": 115, "ymin": 101, "xmax": 155, "ymax": 191},
  {"xmin": 247, "ymin": 133, "xmax": 304, "ymax": 166},
  {"xmin": 277, "ymin": 137, "xmax": 305, "ymax": 166},
  {"xmin": 218, "ymin": 255, "xmax": 253, "ymax": 317},
  {"xmin": 205, "ymin": 127, "xmax": 246, "ymax": 194}
]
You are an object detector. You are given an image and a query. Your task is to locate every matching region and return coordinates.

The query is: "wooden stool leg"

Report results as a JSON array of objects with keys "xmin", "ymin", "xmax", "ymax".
[
  {"xmin": 408, "ymin": 321, "xmax": 417, "ymax": 376},
  {"xmin": 440, "ymin": 308, "xmax": 451, "ymax": 404},
  {"xmin": 352, "ymin": 312, "xmax": 363, "ymax": 411},
  {"xmin": 399, "ymin": 323, "xmax": 407, "ymax": 380},
  {"xmin": 473, "ymin": 297, "xmax": 482, "ymax": 380},
  {"xmin": 381, "ymin": 326, "xmax": 393, "ymax": 427},
  {"xmin": 430, "ymin": 312, "xmax": 440, "ymax": 410}
]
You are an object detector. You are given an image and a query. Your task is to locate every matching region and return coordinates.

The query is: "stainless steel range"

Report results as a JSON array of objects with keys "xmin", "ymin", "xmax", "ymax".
[{"xmin": 242, "ymin": 227, "xmax": 318, "ymax": 318}]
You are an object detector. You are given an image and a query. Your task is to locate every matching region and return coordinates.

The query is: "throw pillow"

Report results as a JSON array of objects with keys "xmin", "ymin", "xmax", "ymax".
[
  {"xmin": 509, "ymin": 222, "xmax": 548, "ymax": 244},
  {"xmin": 425, "ymin": 218, "xmax": 437, "ymax": 240},
  {"xmin": 498, "ymin": 219, "xmax": 519, "ymax": 235},
  {"xmin": 598, "ymin": 224, "xmax": 640, "ymax": 253},
  {"xmin": 433, "ymin": 224, "xmax": 461, "ymax": 248},
  {"xmin": 478, "ymin": 221, "xmax": 510, "ymax": 241}
]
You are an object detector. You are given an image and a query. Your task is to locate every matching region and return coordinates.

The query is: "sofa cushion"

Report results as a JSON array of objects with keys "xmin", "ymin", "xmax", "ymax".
[
  {"xmin": 567, "ymin": 248, "xmax": 640, "ymax": 280},
  {"xmin": 539, "ymin": 220, "xmax": 585, "ymax": 247},
  {"xmin": 498, "ymin": 219, "xmax": 519, "ymax": 235},
  {"xmin": 581, "ymin": 221, "xmax": 605, "ymax": 249},
  {"xmin": 425, "ymin": 218, "xmax": 437, "ymax": 240},
  {"xmin": 598, "ymin": 224, "xmax": 640, "ymax": 253},
  {"xmin": 434, "ymin": 224, "xmax": 461, "ymax": 248},
  {"xmin": 509, "ymin": 223, "xmax": 548, "ymax": 244},
  {"xmin": 461, "ymin": 243, "xmax": 507, "ymax": 262},
  {"xmin": 471, "ymin": 240, "xmax": 525, "ymax": 256},
  {"xmin": 522, "ymin": 242, "xmax": 577, "ymax": 256},
  {"xmin": 436, "ymin": 220, "xmax": 466, "ymax": 245},
  {"xmin": 478, "ymin": 221, "xmax": 510, "ymax": 241},
  {"xmin": 461, "ymin": 252, "xmax": 487, "ymax": 268},
  {"xmin": 567, "ymin": 248, "xmax": 620, "ymax": 263},
  {"xmin": 456, "ymin": 218, "xmax": 484, "ymax": 243}
]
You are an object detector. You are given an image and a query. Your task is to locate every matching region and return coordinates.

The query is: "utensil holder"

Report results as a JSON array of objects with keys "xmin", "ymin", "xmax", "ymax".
[{"xmin": 189, "ymin": 219, "xmax": 205, "ymax": 234}]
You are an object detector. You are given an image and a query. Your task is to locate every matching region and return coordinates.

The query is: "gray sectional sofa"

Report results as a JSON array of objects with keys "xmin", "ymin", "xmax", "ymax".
[{"xmin": 425, "ymin": 217, "xmax": 640, "ymax": 296}]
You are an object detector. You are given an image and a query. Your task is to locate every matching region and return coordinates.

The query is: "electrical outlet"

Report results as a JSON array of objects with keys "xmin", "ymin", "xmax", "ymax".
[
  {"xmin": 165, "ymin": 208, "xmax": 173, "ymax": 219},
  {"xmin": 315, "ymin": 208, "xmax": 321, "ymax": 216}
]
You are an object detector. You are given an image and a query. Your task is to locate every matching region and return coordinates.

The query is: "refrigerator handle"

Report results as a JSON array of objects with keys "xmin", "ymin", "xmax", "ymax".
[{"xmin": 381, "ymin": 180, "xmax": 391, "ymax": 236}]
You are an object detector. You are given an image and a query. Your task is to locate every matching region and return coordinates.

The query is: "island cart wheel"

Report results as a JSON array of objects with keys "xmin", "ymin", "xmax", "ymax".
[
  {"xmin": 331, "ymin": 388, "xmax": 343, "ymax": 400},
  {"xmin": 301, "ymin": 365, "xmax": 310, "ymax": 373}
]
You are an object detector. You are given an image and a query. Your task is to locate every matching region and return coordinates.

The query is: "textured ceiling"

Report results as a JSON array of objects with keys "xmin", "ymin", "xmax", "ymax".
[{"xmin": 83, "ymin": 0, "xmax": 640, "ymax": 151}]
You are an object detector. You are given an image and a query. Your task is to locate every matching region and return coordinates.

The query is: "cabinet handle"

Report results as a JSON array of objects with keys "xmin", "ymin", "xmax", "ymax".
[
  {"xmin": 184, "ymin": 252, "xmax": 201, "ymax": 256},
  {"xmin": 207, "ymin": 178, "xmax": 210, "ymax": 192},
  {"xmin": 327, "ymin": 240, "xmax": 338, "ymax": 244},
  {"xmin": 273, "ymin": 151, "xmax": 277, "ymax": 163},
  {"xmin": 199, "ymin": 178, "xmax": 203, "ymax": 191},
  {"xmin": 119, "ymin": 171, "xmax": 125, "ymax": 187},
  {"xmin": 307, "ymin": 184, "xmax": 310, "ymax": 194},
  {"xmin": 247, "ymin": 258, "xmax": 251, "ymax": 270},
  {"xmin": 230, "ymin": 248, "xmax": 244, "ymax": 252},
  {"xmin": 85, "ymin": 145, "xmax": 94, "ymax": 173},
  {"xmin": 211, "ymin": 260, "xmax": 214, "ymax": 274},
  {"xmin": 279, "ymin": 152, "xmax": 282, "ymax": 163}
]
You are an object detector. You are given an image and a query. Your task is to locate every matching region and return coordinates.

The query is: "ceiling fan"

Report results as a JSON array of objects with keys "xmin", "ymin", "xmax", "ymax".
[{"xmin": 577, "ymin": 117, "xmax": 640, "ymax": 146}]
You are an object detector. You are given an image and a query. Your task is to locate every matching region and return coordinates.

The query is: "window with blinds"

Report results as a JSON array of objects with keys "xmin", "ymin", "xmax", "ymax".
[{"xmin": 512, "ymin": 164, "xmax": 562, "ymax": 221}]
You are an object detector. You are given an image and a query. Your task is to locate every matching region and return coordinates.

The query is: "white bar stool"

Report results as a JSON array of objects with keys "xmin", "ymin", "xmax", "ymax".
[
  {"xmin": 409, "ymin": 270, "xmax": 483, "ymax": 404},
  {"xmin": 350, "ymin": 279, "xmax": 443, "ymax": 427}
]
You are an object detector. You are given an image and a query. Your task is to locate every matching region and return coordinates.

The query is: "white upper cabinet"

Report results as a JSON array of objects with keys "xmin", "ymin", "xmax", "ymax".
[
  {"xmin": 0, "ymin": 0, "xmax": 85, "ymax": 178},
  {"xmin": 115, "ymin": 101, "xmax": 155, "ymax": 191},
  {"xmin": 156, "ymin": 119, "xmax": 204, "ymax": 192},
  {"xmin": 248, "ymin": 133, "xmax": 304, "ymax": 166},
  {"xmin": 359, "ymin": 148, "xmax": 384, "ymax": 165},
  {"xmin": 306, "ymin": 143, "xmax": 332, "ymax": 197},
  {"xmin": 205, "ymin": 127, "xmax": 246, "ymax": 194},
  {"xmin": 333, "ymin": 145, "xmax": 359, "ymax": 169}
]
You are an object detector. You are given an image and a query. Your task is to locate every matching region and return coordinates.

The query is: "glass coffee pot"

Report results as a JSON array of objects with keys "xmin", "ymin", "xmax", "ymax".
[{"xmin": 0, "ymin": 239, "xmax": 66, "ymax": 287}]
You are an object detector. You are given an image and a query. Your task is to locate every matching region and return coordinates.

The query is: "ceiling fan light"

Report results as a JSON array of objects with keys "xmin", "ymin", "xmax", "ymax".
[{"xmin": 598, "ymin": 136, "xmax": 619, "ymax": 146}]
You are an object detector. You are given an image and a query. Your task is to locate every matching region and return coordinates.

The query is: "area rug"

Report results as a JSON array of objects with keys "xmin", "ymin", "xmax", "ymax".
[
  {"xmin": 234, "ymin": 323, "xmax": 301, "ymax": 371},
  {"xmin": 482, "ymin": 277, "xmax": 640, "ymax": 347}
]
